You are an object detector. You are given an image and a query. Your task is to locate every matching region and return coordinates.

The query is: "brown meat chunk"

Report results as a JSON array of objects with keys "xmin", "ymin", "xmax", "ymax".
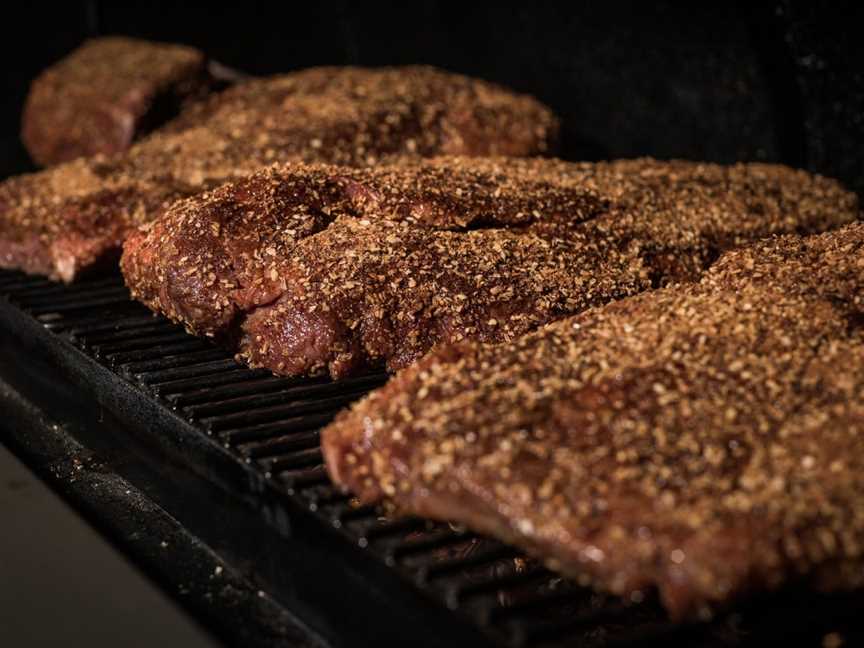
[
  {"xmin": 21, "ymin": 37, "xmax": 213, "ymax": 166},
  {"xmin": 121, "ymin": 158, "xmax": 623, "ymax": 376},
  {"xmin": 235, "ymin": 216, "xmax": 642, "ymax": 378},
  {"xmin": 322, "ymin": 222, "xmax": 864, "ymax": 619},
  {"xmin": 121, "ymin": 156, "xmax": 857, "ymax": 379},
  {"xmin": 2, "ymin": 66, "xmax": 558, "ymax": 281}
]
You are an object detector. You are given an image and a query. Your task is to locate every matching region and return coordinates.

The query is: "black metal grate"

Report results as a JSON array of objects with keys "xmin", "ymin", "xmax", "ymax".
[{"xmin": 2, "ymin": 268, "xmax": 862, "ymax": 648}]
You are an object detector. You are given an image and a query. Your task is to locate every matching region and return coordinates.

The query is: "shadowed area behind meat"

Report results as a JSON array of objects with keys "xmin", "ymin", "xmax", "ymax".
[
  {"xmin": 122, "ymin": 155, "xmax": 858, "ymax": 379},
  {"xmin": 322, "ymin": 222, "xmax": 864, "ymax": 620}
]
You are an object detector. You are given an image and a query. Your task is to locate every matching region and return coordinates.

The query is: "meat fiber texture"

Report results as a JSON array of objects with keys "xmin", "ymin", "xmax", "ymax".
[
  {"xmin": 322, "ymin": 221, "xmax": 864, "ymax": 620},
  {"xmin": 1, "ymin": 65, "xmax": 558, "ymax": 282},
  {"xmin": 121, "ymin": 155, "xmax": 858, "ymax": 379},
  {"xmin": 22, "ymin": 37, "xmax": 213, "ymax": 166}
]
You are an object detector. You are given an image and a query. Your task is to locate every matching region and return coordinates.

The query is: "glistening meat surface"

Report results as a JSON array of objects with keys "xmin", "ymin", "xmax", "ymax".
[
  {"xmin": 122, "ymin": 156, "xmax": 857, "ymax": 379},
  {"xmin": 322, "ymin": 222, "xmax": 864, "ymax": 619}
]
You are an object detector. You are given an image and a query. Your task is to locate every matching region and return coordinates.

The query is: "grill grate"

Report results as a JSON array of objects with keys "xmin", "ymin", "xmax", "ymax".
[{"xmin": 2, "ymin": 268, "xmax": 862, "ymax": 648}]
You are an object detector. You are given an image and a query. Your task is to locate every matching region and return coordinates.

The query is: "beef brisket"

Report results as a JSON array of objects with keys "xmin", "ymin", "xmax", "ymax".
[
  {"xmin": 2, "ymin": 66, "xmax": 558, "ymax": 281},
  {"xmin": 121, "ymin": 156, "xmax": 857, "ymax": 378},
  {"xmin": 322, "ymin": 222, "xmax": 864, "ymax": 619},
  {"xmin": 22, "ymin": 37, "xmax": 214, "ymax": 166}
]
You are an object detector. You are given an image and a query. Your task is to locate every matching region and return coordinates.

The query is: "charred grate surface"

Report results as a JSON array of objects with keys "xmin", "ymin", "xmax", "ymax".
[{"xmin": 2, "ymin": 268, "xmax": 863, "ymax": 648}]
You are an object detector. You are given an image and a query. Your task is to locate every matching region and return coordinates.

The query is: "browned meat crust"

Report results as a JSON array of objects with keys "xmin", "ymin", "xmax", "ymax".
[
  {"xmin": 121, "ymin": 156, "xmax": 857, "ymax": 379},
  {"xmin": 120, "ymin": 158, "xmax": 624, "ymax": 376},
  {"xmin": 2, "ymin": 66, "xmax": 558, "ymax": 282},
  {"xmin": 322, "ymin": 222, "xmax": 864, "ymax": 620},
  {"xmin": 21, "ymin": 37, "xmax": 212, "ymax": 166}
]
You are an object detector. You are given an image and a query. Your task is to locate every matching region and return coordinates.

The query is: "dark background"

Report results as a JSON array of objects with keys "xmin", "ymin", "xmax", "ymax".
[{"xmin": 1, "ymin": 1, "xmax": 862, "ymax": 198}]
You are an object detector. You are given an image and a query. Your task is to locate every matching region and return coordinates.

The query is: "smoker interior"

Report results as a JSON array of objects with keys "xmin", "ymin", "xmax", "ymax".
[
  {"xmin": 2, "ymin": 269, "xmax": 863, "ymax": 648},
  {"xmin": 2, "ymin": 3, "xmax": 864, "ymax": 195},
  {"xmin": 2, "ymin": 3, "xmax": 864, "ymax": 646}
]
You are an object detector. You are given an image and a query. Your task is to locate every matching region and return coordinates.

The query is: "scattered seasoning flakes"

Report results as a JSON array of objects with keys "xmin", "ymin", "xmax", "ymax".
[
  {"xmin": 323, "ymin": 222, "xmax": 864, "ymax": 620},
  {"xmin": 122, "ymin": 157, "xmax": 858, "ymax": 382},
  {"xmin": 3, "ymin": 66, "xmax": 558, "ymax": 281}
]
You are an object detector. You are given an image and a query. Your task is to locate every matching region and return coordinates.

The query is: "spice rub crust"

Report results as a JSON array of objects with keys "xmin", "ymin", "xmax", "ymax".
[
  {"xmin": 122, "ymin": 156, "xmax": 858, "ymax": 378},
  {"xmin": 322, "ymin": 222, "xmax": 864, "ymax": 619},
  {"xmin": 3, "ymin": 66, "xmax": 558, "ymax": 281}
]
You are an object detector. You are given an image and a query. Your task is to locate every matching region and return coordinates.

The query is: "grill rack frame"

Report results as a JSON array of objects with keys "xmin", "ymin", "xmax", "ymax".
[{"xmin": 2, "ymin": 269, "xmax": 863, "ymax": 648}]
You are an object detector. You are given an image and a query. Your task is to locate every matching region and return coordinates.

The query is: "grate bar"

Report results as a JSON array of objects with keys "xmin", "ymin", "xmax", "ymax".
[
  {"xmin": 27, "ymin": 294, "xmax": 137, "ymax": 316},
  {"xmin": 0, "ymin": 275, "xmax": 54, "ymax": 293},
  {"xmin": 16, "ymin": 285, "xmax": 129, "ymax": 308},
  {"xmin": 7, "ymin": 276, "xmax": 122, "ymax": 300},
  {"xmin": 316, "ymin": 499, "xmax": 371, "ymax": 522},
  {"xmin": 93, "ymin": 331, "xmax": 197, "ymax": 356},
  {"xmin": 36, "ymin": 304, "xmax": 149, "ymax": 332},
  {"xmin": 122, "ymin": 350, "xmax": 232, "ymax": 376},
  {"xmin": 263, "ymin": 447, "xmax": 325, "ymax": 474},
  {"xmin": 183, "ymin": 379, "xmax": 380, "ymax": 419},
  {"xmin": 237, "ymin": 431, "xmax": 321, "ymax": 460},
  {"xmin": 275, "ymin": 464, "xmax": 330, "ymax": 490},
  {"xmin": 200, "ymin": 392, "xmax": 366, "ymax": 433},
  {"xmin": 75, "ymin": 321, "xmax": 180, "ymax": 345},
  {"xmin": 178, "ymin": 382, "xmax": 316, "ymax": 417},
  {"xmin": 105, "ymin": 340, "xmax": 211, "ymax": 366},
  {"xmin": 448, "ymin": 565, "xmax": 550, "ymax": 606},
  {"xmin": 67, "ymin": 315, "xmax": 167, "ymax": 339},
  {"xmin": 133, "ymin": 358, "xmax": 242, "ymax": 385},
  {"xmin": 386, "ymin": 529, "xmax": 478, "ymax": 560},
  {"xmin": 416, "ymin": 545, "xmax": 521, "ymax": 584},
  {"xmin": 218, "ymin": 413, "xmax": 334, "ymax": 446},
  {"xmin": 167, "ymin": 375, "xmax": 308, "ymax": 407},
  {"xmin": 8, "ymin": 284, "xmax": 72, "ymax": 300},
  {"xmin": 182, "ymin": 370, "xmax": 385, "ymax": 405},
  {"xmin": 148, "ymin": 367, "xmax": 271, "ymax": 396},
  {"xmin": 355, "ymin": 516, "xmax": 430, "ymax": 543}
]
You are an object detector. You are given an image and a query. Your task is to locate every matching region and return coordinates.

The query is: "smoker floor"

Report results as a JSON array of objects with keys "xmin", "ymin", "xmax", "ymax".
[
  {"xmin": 1, "ymin": 269, "xmax": 862, "ymax": 648},
  {"xmin": 0, "ymin": 438, "xmax": 220, "ymax": 648}
]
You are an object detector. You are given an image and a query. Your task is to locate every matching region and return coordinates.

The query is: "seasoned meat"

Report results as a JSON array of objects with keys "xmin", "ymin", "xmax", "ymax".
[
  {"xmin": 121, "ymin": 159, "xmax": 624, "ymax": 376},
  {"xmin": 2, "ymin": 66, "xmax": 558, "ymax": 282},
  {"xmin": 121, "ymin": 156, "xmax": 857, "ymax": 379},
  {"xmin": 322, "ymin": 222, "xmax": 864, "ymax": 619},
  {"xmin": 22, "ymin": 37, "xmax": 213, "ymax": 166}
]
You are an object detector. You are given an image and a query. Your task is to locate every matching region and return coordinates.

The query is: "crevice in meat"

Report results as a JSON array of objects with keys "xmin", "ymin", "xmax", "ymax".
[{"xmin": 845, "ymin": 310, "xmax": 864, "ymax": 335}]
